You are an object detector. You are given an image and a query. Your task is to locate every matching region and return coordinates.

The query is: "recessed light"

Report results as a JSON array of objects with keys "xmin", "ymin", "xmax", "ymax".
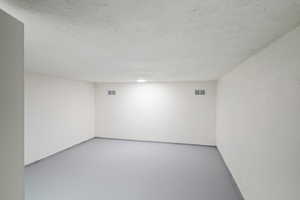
[{"xmin": 136, "ymin": 79, "xmax": 147, "ymax": 83}]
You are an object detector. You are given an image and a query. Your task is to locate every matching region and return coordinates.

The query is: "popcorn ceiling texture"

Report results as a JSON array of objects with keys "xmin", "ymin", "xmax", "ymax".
[{"xmin": 1, "ymin": 0, "xmax": 300, "ymax": 82}]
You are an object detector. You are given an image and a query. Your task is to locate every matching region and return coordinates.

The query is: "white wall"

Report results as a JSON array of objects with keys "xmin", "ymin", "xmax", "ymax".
[
  {"xmin": 25, "ymin": 72, "xmax": 95, "ymax": 165},
  {"xmin": 217, "ymin": 26, "xmax": 300, "ymax": 200},
  {"xmin": 0, "ymin": 9, "xmax": 24, "ymax": 200},
  {"xmin": 95, "ymin": 82, "xmax": 216, "ymax": 145}
]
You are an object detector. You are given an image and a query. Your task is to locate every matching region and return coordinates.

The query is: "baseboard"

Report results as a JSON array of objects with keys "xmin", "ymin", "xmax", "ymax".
[
  {"xmin": 25, "ymin": 137, "xmax": 94, "ymax": 167},
  {"xmin": 25, "ymin": 137, "xmax": 217, "ymax": 167},
  {"xmin": 95, "ymin": 136, "xmax": 217, "ymax": 148}
]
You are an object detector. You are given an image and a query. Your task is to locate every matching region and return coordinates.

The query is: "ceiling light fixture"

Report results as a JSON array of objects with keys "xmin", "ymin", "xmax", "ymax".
[{"xmin": 136, "ymin": 79, "xmax": 147, "ymax": 83}]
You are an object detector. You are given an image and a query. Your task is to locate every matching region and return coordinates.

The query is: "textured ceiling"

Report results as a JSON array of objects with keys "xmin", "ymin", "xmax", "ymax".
[{"xmin": 1, "ymin": 0, "xmax": 300, "ymax": 82}]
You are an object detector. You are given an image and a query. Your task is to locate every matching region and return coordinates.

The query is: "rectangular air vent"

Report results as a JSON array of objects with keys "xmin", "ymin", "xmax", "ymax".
[
  {"xmin": 195, "ymin": 89, "xmax": 205, "ymax": 96},
  {"xmin": 107, "ymin": 90, "xmax": 116, "ymax": 95}
]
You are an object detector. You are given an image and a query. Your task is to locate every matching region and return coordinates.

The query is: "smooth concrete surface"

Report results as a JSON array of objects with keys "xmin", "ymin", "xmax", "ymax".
[
  {"xmin": 217, "ymin": 25, "xmax": 300, "ymax": 200},
  {"xmin": 95, "ymin": 82, "xmax": 217, "ymax": 146},
  {"xmin": 24, "ymin": 72, "xmax": 95, "ymax": 165},
  {"xmin": 25, "ymin": 138, "xmax": 243, "ymax": 200},
  {"xmin": 0, "ymin": 9, "xmax": 24, "ymax": 200}
]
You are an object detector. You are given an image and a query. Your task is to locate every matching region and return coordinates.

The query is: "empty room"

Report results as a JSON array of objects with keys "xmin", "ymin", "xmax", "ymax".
[{"xmin": 0, "ymin": 0, "xmax": 299, "ymax": 200}]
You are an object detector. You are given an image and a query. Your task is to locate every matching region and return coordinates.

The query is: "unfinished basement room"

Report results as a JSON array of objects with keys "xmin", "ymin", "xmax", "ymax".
[{"xmin": 0, "ymin": 0, "xmax": 299, "ymax": 200}]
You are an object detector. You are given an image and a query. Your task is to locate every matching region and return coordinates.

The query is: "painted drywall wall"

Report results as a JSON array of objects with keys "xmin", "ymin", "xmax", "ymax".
[
  {"xmin": 0, "ymin": 9, "xmax": 24, "ymax": 200},
  {"xmin": 25, "ymin": 72, "xmax": 95, "ymax": 165},
  {"xmin": 217, "ymin": 26, "xmax": 300, "ymax": 200},
  {"xmin": 95, "ymin": 82, "xmax": 216, "ymax": 145}
]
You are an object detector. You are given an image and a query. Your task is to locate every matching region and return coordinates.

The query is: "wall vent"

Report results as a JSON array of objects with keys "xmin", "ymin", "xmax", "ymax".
[
  {"xmin": 195, "ymin": 89, "xmax": 205, "ymax": 96},
  {"xmin": 107, "ymin": 90, "xmax": 116, "ymax": 95}
]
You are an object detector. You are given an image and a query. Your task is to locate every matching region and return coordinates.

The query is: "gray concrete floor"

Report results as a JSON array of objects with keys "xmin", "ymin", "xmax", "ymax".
[{"xmin": 25, "ymin": 138, "xmax": 243, "ymax": 200}]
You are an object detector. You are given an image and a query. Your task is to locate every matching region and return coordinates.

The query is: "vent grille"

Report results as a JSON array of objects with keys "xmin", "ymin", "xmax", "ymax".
[
  {"xmin": 107, "ymin": 90, "xmax": 116, "ymax": 95},
  {"xmin": 195, "ymin": 89, "xmax": 205, "ymax": 96}
]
